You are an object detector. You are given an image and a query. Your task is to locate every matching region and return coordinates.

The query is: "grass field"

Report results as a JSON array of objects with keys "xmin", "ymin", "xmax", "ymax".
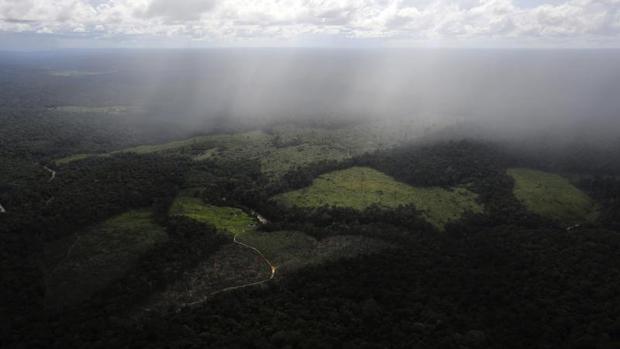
[
  {"xmin": 508, "ymin": 168, "xmax": 599, "ymax": 225},
  {"xmin": 273, "ymin": 166, "xmax": 482, "ymax": 230},
  {"xmin": 45, "ymin": 209, "xmax": 167, "ymax": 308},
  {"xmin": 169, "ymin": 196, "xmax": 257, "ymax": 236}
]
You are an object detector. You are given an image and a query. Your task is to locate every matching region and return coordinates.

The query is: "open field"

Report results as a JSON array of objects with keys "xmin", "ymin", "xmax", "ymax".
[
  {"xmin": 273, "ymin": 166, "xmax": 483, "ymax": 229},
  {"xmin": 44, "ymin": 209, "xmax": 167, "ymax": 308},
  {"xmin": 169, "ymin": 196, "xmax": 257, "ymax": 236},
  {"xmin": 508, "ymin": 168, "xmax": 599, "ymax": 225}
]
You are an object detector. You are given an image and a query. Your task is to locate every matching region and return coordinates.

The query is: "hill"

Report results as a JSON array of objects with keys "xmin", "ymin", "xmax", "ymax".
[
  {"xmin": 273, "ymin": 166, "xmax": 482, "ymax": 230},
  {"xmin": 508, "ymin": 168, "xmax": 599, "ymax": 225}
]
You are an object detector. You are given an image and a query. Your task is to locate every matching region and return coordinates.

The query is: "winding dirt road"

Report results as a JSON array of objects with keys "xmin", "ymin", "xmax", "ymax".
[
  {"xmin": 208, "ymin": 233, "xmax": 277, "ymax": 295},
  {"xmin": 43, "ymin": 165, "xmax": 56, "ymax": 182},
  {"xmin": 182, "ymin": 212, "xmax": 275, "ymax": 307}
]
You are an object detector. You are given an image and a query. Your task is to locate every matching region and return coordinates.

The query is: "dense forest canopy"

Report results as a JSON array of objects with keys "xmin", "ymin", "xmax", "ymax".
[{"xmin": 1, "ymin": 50, "xmax": 620, "ymax": 349}]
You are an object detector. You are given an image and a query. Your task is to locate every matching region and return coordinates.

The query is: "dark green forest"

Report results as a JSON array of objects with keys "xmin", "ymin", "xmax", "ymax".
[
  {"xmin": 2, "ymin": 116, "xmax": 620, "ymax": 349},
  {"xmin": 2, "ymin": 59, "xmax": 620, "ymax": 349}
]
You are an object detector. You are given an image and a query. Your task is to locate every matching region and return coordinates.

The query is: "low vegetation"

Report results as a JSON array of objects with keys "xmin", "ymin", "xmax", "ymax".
[
  {"xmin": 169, "ymin": 196, "xmax": 256, "ymax": 236},
  {"xmin": 508, "ymin": 168, "xmax": 599, "ymax": 225},
  {"xmin": 273, "ymin": 166, "xmax": 483, "ymax": 229}
]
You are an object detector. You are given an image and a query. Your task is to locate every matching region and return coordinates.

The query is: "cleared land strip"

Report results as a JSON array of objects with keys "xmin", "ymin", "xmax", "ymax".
[
  {"xmin": 181, "ymin": 213, "xmax": 275, "ymax": 307},
  {"xmin": 193, "ymin": 234, "xmax": 276, "ymax": 301}
]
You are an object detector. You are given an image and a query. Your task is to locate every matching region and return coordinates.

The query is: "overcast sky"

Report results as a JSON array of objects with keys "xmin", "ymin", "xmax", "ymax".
[{"xmin": 1, "ymin": 0, "xmax": 619, "ymax": 49}]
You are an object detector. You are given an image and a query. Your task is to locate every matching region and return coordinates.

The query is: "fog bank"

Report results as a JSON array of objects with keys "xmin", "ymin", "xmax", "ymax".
[{"xmin": 2, "ymin": 49, "xmax": 619, "ymax": 145}]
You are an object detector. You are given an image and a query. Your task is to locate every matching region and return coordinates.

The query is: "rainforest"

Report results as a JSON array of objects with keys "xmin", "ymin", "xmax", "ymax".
[{"xmin": 1, "ymin": 49, "xmax": 620, "ymax": 349}]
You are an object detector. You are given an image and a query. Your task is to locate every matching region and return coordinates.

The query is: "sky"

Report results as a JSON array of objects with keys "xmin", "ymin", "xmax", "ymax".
[{"xmin": 0, "ymin": 0, "xmax": 619, "ymax": 49}]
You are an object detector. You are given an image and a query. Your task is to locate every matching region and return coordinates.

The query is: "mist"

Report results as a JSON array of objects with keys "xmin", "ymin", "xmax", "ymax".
[
  {"xmin": 3, "ymin": 48, "xmax": 620, "ymax": 147},
  {"xmin": 5, "ymin": 49, "xmax": 620, "ymax": 349}
]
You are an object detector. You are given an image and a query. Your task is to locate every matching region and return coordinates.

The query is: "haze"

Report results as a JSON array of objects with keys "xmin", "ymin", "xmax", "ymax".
[
  {"xmin": 2, "ymin": 48, "xmax": 620, "ymax": 147},
  {"xmin": 4, "ymin": 3, "xmax": 620, "ymax": 347}
]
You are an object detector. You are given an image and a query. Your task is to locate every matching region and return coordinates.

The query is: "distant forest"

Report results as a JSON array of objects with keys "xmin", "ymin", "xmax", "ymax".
[{"xmin": 2, "ymin": 54, "xmax": 620, "ymax": 348}]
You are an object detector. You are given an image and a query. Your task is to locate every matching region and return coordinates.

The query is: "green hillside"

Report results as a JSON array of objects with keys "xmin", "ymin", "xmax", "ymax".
[
  {"xmin": 508, "ymin": 168, "xmax": 599, "ymax": 224},
  {"xmin": 273, "ymin": 166, "xmax": 483, "ymax": 229},
  {"xmin": 169, "ymin": 196, "xmax": 256, "ymax": 236}
]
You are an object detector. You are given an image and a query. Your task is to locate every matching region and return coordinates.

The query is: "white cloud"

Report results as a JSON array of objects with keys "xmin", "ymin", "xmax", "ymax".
[{"xmin": 0, "ymin": 0, "xmax": 619, "ymax": 46}]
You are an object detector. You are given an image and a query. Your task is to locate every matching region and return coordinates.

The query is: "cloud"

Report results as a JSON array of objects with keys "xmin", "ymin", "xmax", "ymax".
[
  {"xmin": 145, "ymin": 0, "xmax": 216, "ymax": 21},
  {"xmin": 0, "ymin": 0, "xmax": 619, "ymax": 46}
]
